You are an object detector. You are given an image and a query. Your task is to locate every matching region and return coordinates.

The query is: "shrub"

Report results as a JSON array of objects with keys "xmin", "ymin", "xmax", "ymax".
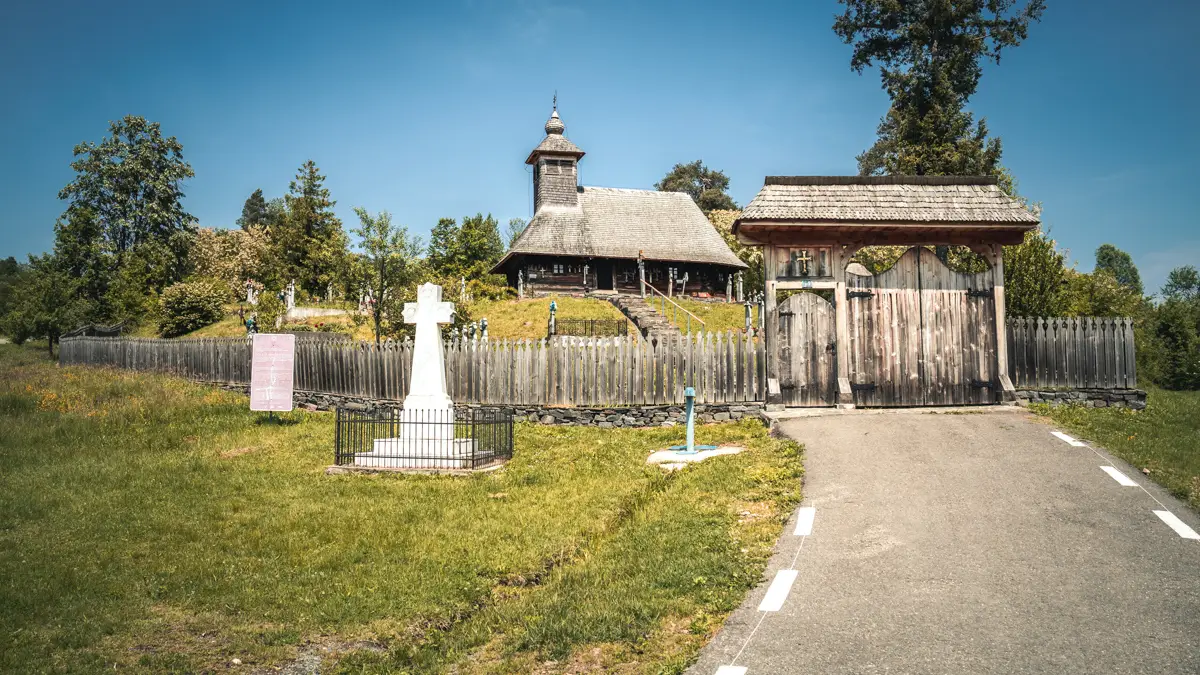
[
  {"xmin": 280, "ymin": 323, "xmax": 314, "ymax": 332},
  {"xmin": 255, "ymin": 293, "xmax": 285, "ymax": 330},
  {"xmin": 158, "ymin": 281, "xmax": 226, "ymax": 338}
]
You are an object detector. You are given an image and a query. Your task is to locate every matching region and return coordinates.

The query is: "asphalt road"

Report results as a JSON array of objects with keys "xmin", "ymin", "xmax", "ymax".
[{"xmin": 690, "ymin": 408, "xmax": 1200, "ymax": 675}]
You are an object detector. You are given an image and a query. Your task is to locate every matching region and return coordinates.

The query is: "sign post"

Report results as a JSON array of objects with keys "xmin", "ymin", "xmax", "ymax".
[{"xmin": 250, "ymin": 333, "xmax": 295, "ymax": 416}]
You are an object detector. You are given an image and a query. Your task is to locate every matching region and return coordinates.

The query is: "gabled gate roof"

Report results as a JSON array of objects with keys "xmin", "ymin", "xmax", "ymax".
[{"xmin": 735, "ymin": 176, "xmax": 1039, "ymax": 245}]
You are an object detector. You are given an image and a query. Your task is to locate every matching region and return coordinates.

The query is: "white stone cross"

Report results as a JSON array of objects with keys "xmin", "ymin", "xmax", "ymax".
[{"xmin": 402, "ymin": 282, "xmax": 455, "ymax": 410}]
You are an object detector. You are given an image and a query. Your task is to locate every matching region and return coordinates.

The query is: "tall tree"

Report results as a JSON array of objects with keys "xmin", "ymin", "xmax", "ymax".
[
  {"xmin": 1094, "ymin": 244, "xmax": 1143, "ymax": 296},
  {"xmin": 238, "ymin": 189, "xmax": 269, "ymax": 230},
  {"xmin": 280, "ymin": 160, "xmax": 348, "ymax": 295},
  {"xmin": 351, "ymin": 208, "xmax": 423, "ymax": 344},
  {"xmin": 655, "ymin": 161, "xmax": 738, "ymax": 211},
  {"xmin": 505, "ymin": 217, "xmax": 527, "ymax": 247},
  {"xmin": 834, "ymin": 0, "xmax": 1045, "ymax": 176},
  {"xmin": 57, "ymin": 115, "xmax": 196, "ymax": 290}
]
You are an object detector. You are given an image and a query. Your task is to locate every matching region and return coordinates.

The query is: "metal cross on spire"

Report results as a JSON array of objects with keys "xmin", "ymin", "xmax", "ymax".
[{"xmin": 553, "ymin": 91, "xmax": 557, "ymax": 112}]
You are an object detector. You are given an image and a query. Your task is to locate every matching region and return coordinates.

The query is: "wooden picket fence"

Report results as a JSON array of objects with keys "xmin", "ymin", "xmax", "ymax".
[
  {"xmin": 59, "ymin": 333, "xmax": 764, "ymax": 406},
  {"xmin": 1007, "ymin": 317, "xmax": 1137, "ymax": 389}
]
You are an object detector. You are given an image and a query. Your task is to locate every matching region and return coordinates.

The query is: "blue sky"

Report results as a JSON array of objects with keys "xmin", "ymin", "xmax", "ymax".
[{"xmin": 1, "ymin": 0, "xmax": 1197, "ymax": 293}]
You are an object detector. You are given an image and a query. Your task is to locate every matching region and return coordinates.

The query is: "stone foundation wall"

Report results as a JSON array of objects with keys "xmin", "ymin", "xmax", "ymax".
[
  {"xmin": 211, "ymin": 383, "xmax": 763, "ymax": 427},
  {"xmin": 1016, "ymin": 388, "xmax": 1146, "ymax": 410}
]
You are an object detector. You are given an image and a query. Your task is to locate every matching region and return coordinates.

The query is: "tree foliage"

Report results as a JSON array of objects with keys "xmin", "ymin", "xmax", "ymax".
[
  {"xmin": 238, "ymin": 189, "xmax": 269, "ymax": 230},
  {"xmin": 834, "ymin": 0, "xmax": 1045, "ymax": 176},
  {"xmin": 0, "ymin": 257, "xmax": 25, "ymax": 321},
  {"xmin": 505, "ymin": 218, "xmax": 527, "ymax": 247},
  {"xmin": 157, "ymin": 280, "xmax": 227, "ymax": 338},
  {"xmin": 351, "ymin": 207, "xmax": 423, "ymax": 344},
  {"xmin": 1, "ymin": 255, "xmax": 90, "ymax": 354},
  {"xmin": 57, "ymin": 115, "xmax": 196, "ymax": 291},
  {"xmin": 278, "ymin": 161, "xmax": 348, "ymax": 296},
  {"xmin": 1003, "ymin": 228, "xmax": 1068, "ymax": 316},
  {"xmin": 1094, "ymin": 244, "xmax": 1143, "ymax": 296},
  {"xmin": 426, "ymin": 213, "xmax": 505, "ymax": 280},
  {"xmin": 1162, "ymin": 266, "xmax": 1200, "ymax": 302},
  {"xmin": 189, "ymin": 226, "xmax": 279, "ymax": 299},
  {"xmin": 707, "ymin": 210, "xmax": 763, "ymax": 295},
  {"xmin": 655, "ymin": 161, "xmax": 738, "ymax": 212}
]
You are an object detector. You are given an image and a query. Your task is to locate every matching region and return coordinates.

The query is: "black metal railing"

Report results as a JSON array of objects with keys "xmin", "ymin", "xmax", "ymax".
[
  {"xmin": 550, "ymin": 318, "xmax": 630, "ymax": 338},
  {"xmin": 334, "ymin": 407, "xmax": 514, "ymax": 470}
]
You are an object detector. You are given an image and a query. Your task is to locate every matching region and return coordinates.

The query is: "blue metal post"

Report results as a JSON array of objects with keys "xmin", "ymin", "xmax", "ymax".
[{"xmin": 684, "ymin": 386, "xmax": 696, "ymax": 453}]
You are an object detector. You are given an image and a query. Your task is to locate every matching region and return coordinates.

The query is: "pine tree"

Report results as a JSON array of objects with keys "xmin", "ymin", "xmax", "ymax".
[
  {"xmin": 281, "ymin": 161, "xmax": 347, "ymax": 295},
  {"xmin": 238, "ymin": 189, "xmax": 269, "ymax": 230},
  {"xmin": 834, "ymin": 0, "xmax": 1045, "ymax": 176},
  {"xmin": 427, "ymin": 217, "xmax": 460, "ymax": 276}
]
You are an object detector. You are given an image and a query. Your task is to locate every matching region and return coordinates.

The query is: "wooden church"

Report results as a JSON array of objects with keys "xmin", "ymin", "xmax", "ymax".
[{"xmin": 490, "ymin": 106, "xmax": 747, "ymax": 298}]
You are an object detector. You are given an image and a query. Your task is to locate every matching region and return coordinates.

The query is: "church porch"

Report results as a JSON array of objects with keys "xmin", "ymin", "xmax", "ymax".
[{"xmin": 510, "ymin": 254, "xmax": 742, "ymax": 300}]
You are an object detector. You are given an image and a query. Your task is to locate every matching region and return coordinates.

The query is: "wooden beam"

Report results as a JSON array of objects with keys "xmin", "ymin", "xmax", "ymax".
[
  {"xmin": 764, "ymin": 245, "xmax": 781, "ymax": 406},
  {"xmin": 991, "ymin": 243, "xmax": 1015, "ymax": 402},
  {"xmin": 832, "ymin": 246, "xmax": 854, "ymax": 407},
  {"xmin": 775, "ymin": 279, "xmax": 837, "ymax": 290}
]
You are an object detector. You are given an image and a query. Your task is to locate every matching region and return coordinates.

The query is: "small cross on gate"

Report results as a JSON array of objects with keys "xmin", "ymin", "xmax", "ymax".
[{"xmin": 796, "ymin": 249, "xmax": 812, "ymax": 276}]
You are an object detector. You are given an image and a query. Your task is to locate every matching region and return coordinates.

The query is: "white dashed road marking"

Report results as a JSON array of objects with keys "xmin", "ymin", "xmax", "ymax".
[
  {"xmin": 1100, "ymin": 465, "xmax": 1139, "ymax": 487},
  {"xmin": 718, "ymin": 506, "xmax": 816, "ymax": 672},
  {"xmin": 1051, "ymin": 431, "xmax": 1086, "ymax": 447},
  {"xmin": 1153, "ymin": 510, "xmax": 1200, "ymax": 540},
  {"xmin": 758, "ymin": 570, "xmax": 799, "ymax": 612},
  {"xmin": 794, "ymin": 506, "xmax": 816, "ymax": 536}
]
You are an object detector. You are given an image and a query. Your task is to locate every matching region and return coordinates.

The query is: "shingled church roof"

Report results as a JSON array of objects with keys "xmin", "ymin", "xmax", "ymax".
[
  {"xmin": 492, "ymin": 187, "xmax": 747, "ymax": 271},
  {"xmin": 737, "ymin": 176, "xmax": 1040, "ymax": 226}
]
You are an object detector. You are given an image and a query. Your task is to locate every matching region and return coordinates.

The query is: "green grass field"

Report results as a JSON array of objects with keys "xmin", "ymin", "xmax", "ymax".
[
  {"xmin": 469, "ymin": 296, "xmax": 627, "ymax": 340},
  {"xmin": 0, "ymin": 344, "xmax": 801, "ymax": 673},
  {"xmin": 665, "ymin": 298, "xmax": 759, "ymax": 335},
  {"xmin": 1034, "ymin": 387, "xmax": 1200, "ymax": 510}
]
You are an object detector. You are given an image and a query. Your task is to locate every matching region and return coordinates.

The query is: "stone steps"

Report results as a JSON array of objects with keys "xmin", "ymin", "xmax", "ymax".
[{"xmin": 608, "ymin": 295, "xmax": 682, "ymax": 341}]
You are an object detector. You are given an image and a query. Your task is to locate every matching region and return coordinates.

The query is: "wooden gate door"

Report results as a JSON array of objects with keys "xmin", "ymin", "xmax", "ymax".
[
  {"xmin": 777, "ymin": 292, "xmax": 837, "ymax": 406},
  {"xmin": 847, "ymin": 247, "xmax": 997, "ymax": 406}
]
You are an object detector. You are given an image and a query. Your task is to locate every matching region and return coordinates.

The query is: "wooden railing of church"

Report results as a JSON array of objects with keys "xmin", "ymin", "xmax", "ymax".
[{"xmin": 643, "ymin": 281, "xmax": 707, "ymax": 333}]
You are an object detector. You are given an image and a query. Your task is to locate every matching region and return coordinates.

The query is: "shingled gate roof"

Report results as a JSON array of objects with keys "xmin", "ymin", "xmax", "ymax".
[
  {"xmin": 737, "ymin": 176, "xmax": 1040, "ymax": 227},
  {"xmin": 492, "ymin": 187, "xmax": 747, "ymax": 272}
]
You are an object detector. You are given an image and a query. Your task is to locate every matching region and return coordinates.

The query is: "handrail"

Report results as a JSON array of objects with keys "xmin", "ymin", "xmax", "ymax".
[{"xmin": 643, "ymin": 281, "xmax": 706, "ymax": 330}]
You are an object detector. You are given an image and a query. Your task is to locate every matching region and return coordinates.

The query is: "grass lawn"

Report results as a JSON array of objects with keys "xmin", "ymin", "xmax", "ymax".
[
  {"xmin": 0, "ymin": 344, "xmax": 801, "ymax": 673},
  {"xmin": 665, "ymin": 298, "xmax": 759, "ymax": 335},
  {"xmin": 1034, "ymin": 387, "xmax": 1200, "ymax": 510},
  {"xmin": 468, "ymin": 296, "xmax": 627, "ymax": 340}
]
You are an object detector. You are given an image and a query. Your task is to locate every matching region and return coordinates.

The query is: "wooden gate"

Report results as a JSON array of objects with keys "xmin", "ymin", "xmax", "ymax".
[
  {"xmin": 777, "ymin": 292, "xmax": 837, "ymax": 406},
  {"xmin": 847, "ymin": 247, "xmax": 997, "ymax": 407}
]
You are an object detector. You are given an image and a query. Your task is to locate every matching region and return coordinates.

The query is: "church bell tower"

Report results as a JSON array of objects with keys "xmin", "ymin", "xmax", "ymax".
[{"xmin": 526, "ymin": 101, "xmax": 585, "ymax": 213}]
